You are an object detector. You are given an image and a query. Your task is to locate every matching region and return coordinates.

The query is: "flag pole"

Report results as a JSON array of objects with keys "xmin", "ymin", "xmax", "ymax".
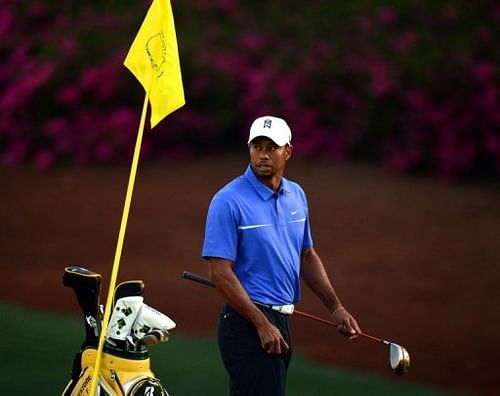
[{"xmin": 88, "ymin": 92, "xmax": 149, "ymax": 396}]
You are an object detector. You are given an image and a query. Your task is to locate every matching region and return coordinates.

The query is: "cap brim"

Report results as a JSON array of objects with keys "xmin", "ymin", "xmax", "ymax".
[{"xmin": 248, "ymin": 134, "xmax": 288, "ymax": 146}]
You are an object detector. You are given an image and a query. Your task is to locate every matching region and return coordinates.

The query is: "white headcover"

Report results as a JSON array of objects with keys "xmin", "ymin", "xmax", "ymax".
[
  {"xmin": 107, "ymin": 296, "xmax": 144, "ymax": 340},
  {"xmin": 132, "ymin": 303, "xmax": 176, "ymax": 339}
]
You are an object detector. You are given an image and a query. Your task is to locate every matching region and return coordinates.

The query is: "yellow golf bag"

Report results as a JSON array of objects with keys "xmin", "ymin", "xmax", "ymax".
[{"xmin": 61, "ymin": 267, "xmax": 175, "ymax": 395}]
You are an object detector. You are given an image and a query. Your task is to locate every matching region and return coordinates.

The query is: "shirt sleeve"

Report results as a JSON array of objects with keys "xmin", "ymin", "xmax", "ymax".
[
  {"xmin": 201, "ymin": 196, "xmax": 238, "ymax": 261},
  {"xmin": 301, "ymin": 189, "xmax": 313, "ymax": 250}
]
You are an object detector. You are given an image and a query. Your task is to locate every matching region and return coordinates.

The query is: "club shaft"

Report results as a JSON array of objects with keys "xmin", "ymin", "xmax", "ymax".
[{"xmin": 182, "ymin": 271, "xmax": 384, "ymax": 344}]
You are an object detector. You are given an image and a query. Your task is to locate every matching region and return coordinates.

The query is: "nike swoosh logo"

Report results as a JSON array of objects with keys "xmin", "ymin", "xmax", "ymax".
[
  {"xmin": 288, "ymin": 218, "xmax": 306, "ymax": 224},
  {"xmin": 291, "ymin": 210, "xmax": 299, "ymax": 215},
  {"xmin": 238, "ymin": 224, "xmax": 272, "ymax": 230}
]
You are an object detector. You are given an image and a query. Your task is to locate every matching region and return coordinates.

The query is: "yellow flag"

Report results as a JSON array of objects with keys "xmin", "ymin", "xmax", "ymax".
[{"xmin": 124, "ymin": 0, "xmax": 185, "ymax": 128}]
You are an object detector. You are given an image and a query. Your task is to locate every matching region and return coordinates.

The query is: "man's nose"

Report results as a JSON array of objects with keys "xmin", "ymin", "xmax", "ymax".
[{"xmin": 259, "ymin": 149, "xmax": 271, "ymax": 158}]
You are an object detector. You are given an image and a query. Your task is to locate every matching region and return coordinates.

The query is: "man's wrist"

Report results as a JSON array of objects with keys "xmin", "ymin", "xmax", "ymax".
[{"xmin": 331, "ymin": 305, "xmax": 345, "ymax": 318}]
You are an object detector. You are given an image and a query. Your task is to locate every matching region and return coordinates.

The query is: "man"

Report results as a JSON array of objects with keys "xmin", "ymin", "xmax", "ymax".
[{"xmin": 202, "ymin": 115, "xmax": 361, "ymax": 396}]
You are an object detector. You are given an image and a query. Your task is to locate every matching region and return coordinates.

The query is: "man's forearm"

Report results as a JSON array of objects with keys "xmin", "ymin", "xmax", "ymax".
[
  {"xmin": 208, "ymin": 258, "xmax": 269, "ymax": 327},
  {"xmin": 300, "ymin": 248, "xmax": 343, "ymax": 312}
]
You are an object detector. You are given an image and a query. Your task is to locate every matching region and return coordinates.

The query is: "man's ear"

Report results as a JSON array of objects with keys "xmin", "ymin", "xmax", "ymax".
[{"xmin": 285, "ymin": 145, "xmax": 293, "ymax": 160}]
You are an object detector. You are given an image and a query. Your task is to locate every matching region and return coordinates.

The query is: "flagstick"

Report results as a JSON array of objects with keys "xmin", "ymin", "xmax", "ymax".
[{"xmin": 88, "ymin": 92, "xmax": 149, "ymax": 396}]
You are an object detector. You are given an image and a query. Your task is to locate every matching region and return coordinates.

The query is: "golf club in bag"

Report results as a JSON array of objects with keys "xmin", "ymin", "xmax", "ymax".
[
  {"xmin": 181, "ymin": 271, "xmax": 410, "ymax": 376},
  {"xmin": 62, "ymin": 267, "xmax": 176, "ymax": 396}
]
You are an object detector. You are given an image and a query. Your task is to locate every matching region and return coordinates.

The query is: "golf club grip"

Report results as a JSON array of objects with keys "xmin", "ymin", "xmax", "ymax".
[{"xmin": 182, "ymin": 271, "xmax": 215, "ymax": 288}]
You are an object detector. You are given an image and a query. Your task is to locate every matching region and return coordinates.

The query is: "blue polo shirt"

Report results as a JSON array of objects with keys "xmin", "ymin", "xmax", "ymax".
[{"xmin": 202, "ymin": 165, "xmax": 313, "ymax": 305}]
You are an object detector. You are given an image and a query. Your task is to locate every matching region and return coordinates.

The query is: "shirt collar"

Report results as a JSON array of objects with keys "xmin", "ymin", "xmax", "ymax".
[{"xmin": 244, "ymin": 164, "xmax": 290, "ymax": 200}]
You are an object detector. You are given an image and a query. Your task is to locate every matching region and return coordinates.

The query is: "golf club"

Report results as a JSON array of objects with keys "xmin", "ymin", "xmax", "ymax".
[
  {"xmin": 137, "ymin": 329, "xmax": 170, "ymax": 347},
  {"xmin": 182, "ymin": 270, "xmax": 410, "ymax": 375},
  {"xmin": 281, "ymin": 307, "xmax": 410, "ymax": 375}
]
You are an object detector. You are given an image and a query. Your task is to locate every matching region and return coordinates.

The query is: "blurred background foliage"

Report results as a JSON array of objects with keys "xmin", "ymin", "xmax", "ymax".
[{"xmin": 1, "ymin": 0, "xmax": 499, "ymax": 179}]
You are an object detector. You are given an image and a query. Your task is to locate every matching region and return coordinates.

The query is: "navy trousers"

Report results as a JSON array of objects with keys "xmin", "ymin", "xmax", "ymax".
[{"xmin": 217, "ymin": 304, "xmax": 293, "ymax": 396}]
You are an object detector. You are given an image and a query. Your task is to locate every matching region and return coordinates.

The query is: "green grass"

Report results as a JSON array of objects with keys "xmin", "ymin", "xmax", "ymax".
[{"xmin": 0, "ymin": 302, "xmax": 453, "ymax": 395}]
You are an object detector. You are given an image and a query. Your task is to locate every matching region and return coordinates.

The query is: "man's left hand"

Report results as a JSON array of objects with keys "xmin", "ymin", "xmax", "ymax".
[{"xmin": 332, "ymin": 307, "xmax": 361, "ymax": 339}]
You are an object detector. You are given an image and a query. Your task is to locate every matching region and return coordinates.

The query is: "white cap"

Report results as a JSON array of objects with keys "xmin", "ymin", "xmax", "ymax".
[{"xmin": 248, "ymin": 115, "xmax": 291, "ymax": 147}]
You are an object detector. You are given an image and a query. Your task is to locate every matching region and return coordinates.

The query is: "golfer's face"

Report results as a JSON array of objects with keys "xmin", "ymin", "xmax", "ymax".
[{"xmin": 249, "ymin": 137, "xmax": 291, "ymax": 179}]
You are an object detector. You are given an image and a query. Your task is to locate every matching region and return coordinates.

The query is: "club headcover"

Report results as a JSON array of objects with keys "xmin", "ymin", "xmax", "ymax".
[
  {"xmin": 132, "ymin": 303, "xmax": 176, "ymax": 340},
  {"xmin": 107, "ymin": 296, "xmax": 144, "ymax": 341}
]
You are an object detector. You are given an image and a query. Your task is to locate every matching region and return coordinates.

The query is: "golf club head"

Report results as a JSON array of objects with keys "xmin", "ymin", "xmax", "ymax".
[
  {"xmin": 63, "ymin": 267, "xmax": 102, "ymax": 340},
  {"xmin": 389, "ymin": 343, "xmax": 410, "ymax": 375},
  {"xmin": 137, "ymin": 329, "xmax": 170, "ymax": 347}
]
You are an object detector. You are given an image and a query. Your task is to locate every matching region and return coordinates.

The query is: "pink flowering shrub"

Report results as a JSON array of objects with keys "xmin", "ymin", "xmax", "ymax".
[
  {"xmin": 0, "ymin": 1, "xmax": 215, "ymax": 168},
  {"xmin": 0, "ymin": 0, "xmax": 499, "ymax": 179}
]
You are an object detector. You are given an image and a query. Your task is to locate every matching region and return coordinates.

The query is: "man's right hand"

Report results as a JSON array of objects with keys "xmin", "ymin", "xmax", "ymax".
[{"xmin": 256, "ymin": 321, "xmax": 289, "ymax": 355}]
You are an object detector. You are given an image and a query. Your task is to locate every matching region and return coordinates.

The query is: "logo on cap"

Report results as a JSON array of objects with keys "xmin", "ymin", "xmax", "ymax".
[{"xmin": 263, "ymin": 119, "xmax": 272, "ymax": 129}]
